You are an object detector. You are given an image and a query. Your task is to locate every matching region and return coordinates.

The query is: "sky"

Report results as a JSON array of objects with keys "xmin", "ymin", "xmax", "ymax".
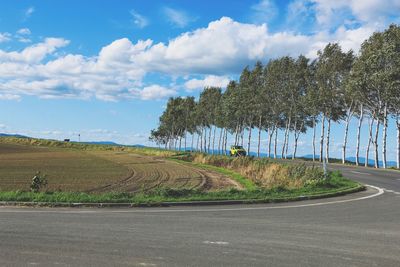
[{"xmin": 0, "ymin": 0, "xmax": 399, "ymax": 161}]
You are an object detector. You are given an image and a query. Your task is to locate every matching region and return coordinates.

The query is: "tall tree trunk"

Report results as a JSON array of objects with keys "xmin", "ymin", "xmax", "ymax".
[
  {"xmin": 191, "ymin": 133, "xmax": 194, "ymax": 152},
  {"xmin": 267, "ymin": 127, "xmax": 274, "ymax": 158},
  {"xmin": 281, "ymin": 120, "xmax": 289, "ymax": 159},
  {"xmin": 397, "ymin": 116, "xmax": 400, "ymax": 169},
  {"xmin": 326, "ymin": 118, "xmax": 331, "ymax": 163},
  {"xmin": 312, "ymin": 117, "xmax": 316, "ymax": 162},
  {"xmin": 274, "ymin": 127, "xmax": 278, "ymax": 159},
  {"xmin": 292, "ymin": 122, "xmax": 302, "ymax": 160},
  {"xmin": 200, "ymin": 127, "xmax": 203, "ymax": 152},
  {"xmin": 355, "ymin": 104, "xmax": 363, "ymax": 166},
  {"xmin": 224, "ymin": 129, "xmax": 228, "ymax": 155},
  {"xmin": 218, "ymin": 128, "xmax": 223, "ymax": 155},
  {"xmin": 290, "ymin": 120, "xmax": 297, "ymax": 160},
  {"xmin": 319, "ymin": 115, "xmax": 325, "ymax": 162},
  {"xmin": 179, "ymin": 136, "xmax": 182, "ymax": 151},
  {"xmin": 382, "ymin": 105, "xmax": 388, "ymax": 169},
  {"xmin": 247, "ymin": 127, "xmax": 252, "ymax": 156},
  {"xmin": 196, "ymin": 132, "xmax": 200, "ymax": 152},
  {"xmin": 212, "ymin": 126, "xmax": 217, "ymax": 154},
  {"xmin": 203, "ymin": 127, "xmax": 207, "ymax": 153},
  {"xmin": 234, "ymin": 123, "xmax": 239, "ymax": 145},
  {"xmin": 374, "ymin": 118, "xmax": 380, "ymax": 168},
  {"xmin": 240, "ymin": 126, "xmax": 244, "ymax": 147},
  {"xmin": 184, "ymin": 129, "xmax": 187, "ymax": 150},
  {"xmin": 284, "ymin": 118, "xmax": 291, "ymax": 159},
  {"xmin": 257, "ymin": 116, "xmax": 262, "ymax": 158},
  {"xmin": 208, "ymin": 127, "xmax": 212, "ymax": 153},
  {"xmin": 365, "ymin": 118, "xmax": 374, "ymax": 167},
  {"xmin": 342, "ymin": 108, "xmax": 352, "ymax": 164}
]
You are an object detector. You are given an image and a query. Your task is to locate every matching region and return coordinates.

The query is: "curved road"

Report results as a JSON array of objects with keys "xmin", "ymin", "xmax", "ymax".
[{"xmin": 0, "ymin": 164, "xmax": 399, "ymax": 266}]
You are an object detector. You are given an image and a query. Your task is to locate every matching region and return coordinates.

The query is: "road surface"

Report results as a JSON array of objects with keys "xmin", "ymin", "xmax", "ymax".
[{"xmin": 0, "ymin": 164, "xmax": 399, "ymax": 266}]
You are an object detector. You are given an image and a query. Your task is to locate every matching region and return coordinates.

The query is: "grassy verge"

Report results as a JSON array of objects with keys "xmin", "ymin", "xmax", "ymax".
[
  {"xmin": 168, "ymin": 158, "xmax": 256, "ymax": 190},
  {"xmin": 0, "ymin": 171, "xmax": 361, "ymax": 204}
]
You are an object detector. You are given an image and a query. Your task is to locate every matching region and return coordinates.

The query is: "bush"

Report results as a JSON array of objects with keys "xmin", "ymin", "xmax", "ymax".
[{"xmin": 30, "ymin": 171, "xmax": 48, "ymax": 193}]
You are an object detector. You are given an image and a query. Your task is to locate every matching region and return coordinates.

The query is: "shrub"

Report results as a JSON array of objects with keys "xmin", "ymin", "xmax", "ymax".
[{"xmin": 30, "ymin": 171, "xmax": 48, "ymax": 193}]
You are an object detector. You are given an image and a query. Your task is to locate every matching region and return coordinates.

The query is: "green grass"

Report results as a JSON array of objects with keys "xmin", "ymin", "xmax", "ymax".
[
  {"xmin": 0, "ymin": 171, "xmax": 361, "ymax": 204},
  {"xmin": 168, "ymin": 158, "xmax": 256, "ymax": 190}
]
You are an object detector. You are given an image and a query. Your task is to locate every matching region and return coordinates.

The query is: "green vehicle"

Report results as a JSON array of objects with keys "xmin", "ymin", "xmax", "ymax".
[{"xmin": 230, "ymin": 145, "xmax": 247, "ymax": 157}]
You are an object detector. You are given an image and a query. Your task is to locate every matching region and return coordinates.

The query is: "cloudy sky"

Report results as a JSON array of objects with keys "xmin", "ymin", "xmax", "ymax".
[{"xmin": 0, "ymin": 0, "xmax": 399, "ymax": 160}]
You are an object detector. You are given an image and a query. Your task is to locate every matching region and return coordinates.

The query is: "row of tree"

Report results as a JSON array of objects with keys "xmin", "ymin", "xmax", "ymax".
[{"xmin": 150, "ymin": 24, "xmax": 400, "ymax": 169}]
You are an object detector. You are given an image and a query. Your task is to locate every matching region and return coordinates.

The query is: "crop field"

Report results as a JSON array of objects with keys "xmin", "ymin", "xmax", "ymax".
[{"xmin": 0, "ymin": 142, "xmax": 240, "ymax": 192}]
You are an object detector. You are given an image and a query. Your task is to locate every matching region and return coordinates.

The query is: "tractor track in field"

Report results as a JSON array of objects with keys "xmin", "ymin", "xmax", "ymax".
[{"xmin": 86, "ymin": 152, "xmax": 241, "ymax": 193}]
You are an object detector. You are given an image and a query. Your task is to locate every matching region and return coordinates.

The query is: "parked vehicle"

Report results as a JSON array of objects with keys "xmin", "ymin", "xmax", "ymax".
[{"xmin": 230, "ymin": 145, "xmax": 247, "ymax": 157}]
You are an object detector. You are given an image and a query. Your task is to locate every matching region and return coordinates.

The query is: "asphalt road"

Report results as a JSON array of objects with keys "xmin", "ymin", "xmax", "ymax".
[{"xmin": 0, "ymin": 164, "xmax": 399, "ymax": 267}]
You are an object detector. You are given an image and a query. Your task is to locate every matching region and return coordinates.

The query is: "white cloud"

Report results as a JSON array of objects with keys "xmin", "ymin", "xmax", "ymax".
[
  {"xmin": 0, "ymin": 32, "xmax": 11, "ymax": 43},
  {"xmin": 293, "ymin": 0, "xmax": 400, "ymax": 29},
  {"xmin": 185, "ymin": 75, "xmax": 230, "ymax": 91},
  {"xmin": 130, "ymin": 9, "xmax": 149, "ymax": 28},
  {"xmin": 24, "ymin": 6, "xmax": 35, "ymax": 20},
  {"xmin": 251, "ymin": 0, "xmax": 278, "ymax": 23},
  {"xmin": 164, "ymin": 7, "xmax": 193, "ymax": 28},
  {"xmin": 17, "ymin": 28, "xmax": 31, "ymax": 35},
  {"xmin": 0, "ymin": 17, "xmax": 384, "ymax": 102},
  {"xmin": 134, "ymin": 85, "xmax": 176, "ymax": 100}
]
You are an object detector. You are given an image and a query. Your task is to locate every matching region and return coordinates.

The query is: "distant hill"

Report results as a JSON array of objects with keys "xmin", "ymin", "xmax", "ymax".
[
  {"xmin": 0, "ymin": 133, "xmax": 30, "ymax": 138},
  {"xmin": 83, "ymin": 141, "xmax": 120, "ymax": 146}
]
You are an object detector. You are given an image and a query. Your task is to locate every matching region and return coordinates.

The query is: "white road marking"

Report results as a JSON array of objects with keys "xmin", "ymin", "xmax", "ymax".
[
  {"xmin": 385, "ymin": 190, "xmax": 394, "ymax": 193},
  {"xmin": 0, "ymin": 185, "xmax": 384, "ymax": 214},
  {"xmin": 393, "ymin": 192, "xmax": 400, "ymax": 195},
  {"xmin": 203, "ymin": 241, "xmax": 229, "ymax": 245},
  {"xmin": 350, "ymin": 171, "xmax": 371, "ymax": 176}
]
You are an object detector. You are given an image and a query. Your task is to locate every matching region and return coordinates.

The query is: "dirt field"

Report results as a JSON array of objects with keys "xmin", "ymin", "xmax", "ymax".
[{"xmin": 0, "ymin": 143, "xmax": 241, "ymax": 192}]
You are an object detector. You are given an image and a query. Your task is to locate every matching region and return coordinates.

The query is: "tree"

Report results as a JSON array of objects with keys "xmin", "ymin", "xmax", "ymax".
[{"xmin": 316, "ymin": 43, "xmax": 353, "ymax": 163}]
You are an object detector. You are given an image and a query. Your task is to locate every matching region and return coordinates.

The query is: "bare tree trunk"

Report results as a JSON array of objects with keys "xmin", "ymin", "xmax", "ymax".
[
  {"xmin": 290, "ymin": 120, "xmax": 297, "ymax": 160},
  {"xmin": 179, "ymin": 136, "xmax": 182, "ymax": 151},
  {"xmin": 312, "ymin": 117, "xmax": 316, "ymax": 162},
  {"xmin": 284, "ymin": 118, "xmax": 291, "ymax": 159},
  {"xmin": 365, "ymin": 118, "xmax": 374, "ymax": 167},
  {"xmin": 191, "ymin": 133, "xmax": 194, "ymax": 152},
  {"xmin": 212, "ymin": 126, "xmax": 216, "ymax": 155},
  {"xmin": 268, "ymin": 127, "xmax": 273, "ymax": 158},
  {"xmin": 200, "ymin": 127, "xmax": 203, "ymax": 152},
  {"xmin": 326, "ymin": 118, "xmax": 331, "ymax": 163},
  {"xmin": 234, "ymin": 123, "xmax": 239, "ymax": 146},
  {"xmin": 319, "ymin": 115, "xmax": 325, "ymax": 162},
  {"xmin": 184, "ymin": 130, "xmax": 187, "ymax": 150},
  {"xmin": 274, "ymin": 127, "xmax": 278, "ymax": 159},
  {"xmin": 218, "ymin": 128, "xmax": 223, "ymax": 155},
  {"xmin": 196, "ymin": 132, "xmax": 200, "ymax": 152},
  {"xmin": 374, "ymin": 118, "xmax": 380, "ymax": 168},
  {"xmin": 207, "ymin": 125, "xmax": 213, "ymax": 154},
  {"xmin": 247, "ymin": 127, "xmax": 252, "ymax": 156},
  {"xmin": 382, "ymin": 105, "xmax": 388, "ymax": 169},
  {"xmin": 267, "ymin": 127, "xmax": 274, "ymax": 158},
  {"xmin": 342, "ymin": 108, "xmax": 353, "ymax": 164},
  {"xmin": 355, "ymin": 104, "xmax": 363, "ymax": 166},
  {"xmin": 257, "ymin": 116, "xmax": 262, "ymax": 158},
  {"xmin": 281, "ymin": 120, "xmax": 289, "ymax": 159},
  {"xmin": 240, "ymin": 126, "xmax": 244, "ymax": 147},
  {"xmin": 224, "ymin": 129, "xmax": 228, "ymax": 155},
  {"xmin": 292, "ymin": 122, "xmax": 302, "ymax": 160},
  {"xmin": 397, "ymin": 116, "xmax": 400, "ymax": 169}
]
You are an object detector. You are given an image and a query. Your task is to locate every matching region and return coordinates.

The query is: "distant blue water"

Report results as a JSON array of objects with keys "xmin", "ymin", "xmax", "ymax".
[{"xmin": 163, "ymin": 147, "xmax": 398, "ymax": 168}]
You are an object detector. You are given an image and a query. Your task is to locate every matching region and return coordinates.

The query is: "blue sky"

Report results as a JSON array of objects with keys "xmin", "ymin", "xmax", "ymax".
[{"xmin": 0, "ymin": 0, "xmax": 399, "ymax": 161}]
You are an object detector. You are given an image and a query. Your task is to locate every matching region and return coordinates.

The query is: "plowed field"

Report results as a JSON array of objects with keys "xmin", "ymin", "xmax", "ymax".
[{"xmin": 0, "ymin": 143, "xmax": 241, "ymax": 192}]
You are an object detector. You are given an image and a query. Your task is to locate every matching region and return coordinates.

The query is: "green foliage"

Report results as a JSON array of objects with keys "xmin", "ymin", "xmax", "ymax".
[{"xmin": 30, "ymin": 171, "xmax": 48, "ymax": 193}]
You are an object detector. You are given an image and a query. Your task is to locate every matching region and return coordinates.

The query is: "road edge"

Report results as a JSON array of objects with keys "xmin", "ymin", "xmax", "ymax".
[{"xmin": 0, "ymin": 184, "xmax": 365, "ymax": 208}]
